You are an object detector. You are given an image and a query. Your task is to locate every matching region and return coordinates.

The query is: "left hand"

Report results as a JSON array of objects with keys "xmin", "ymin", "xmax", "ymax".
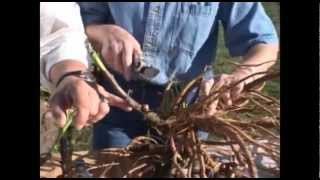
[
  {"xmin": 199, "ymin": 43, "xmax": 279, "ymax": 116},
  {"xmin": 199, "ymin": 70, "xmax": 254, "ymax": 116}
]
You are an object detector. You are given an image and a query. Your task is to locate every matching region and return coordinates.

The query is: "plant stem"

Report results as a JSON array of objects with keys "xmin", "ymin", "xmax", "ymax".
[{"xmin": 87, "ymin": 42, "xmax": 164, "ymax": 126}]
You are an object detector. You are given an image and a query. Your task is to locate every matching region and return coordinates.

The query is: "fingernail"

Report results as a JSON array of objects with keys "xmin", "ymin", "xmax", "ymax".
[
  {"xmin": 75, "ymin": 124, "xmax": 83, "ymax": 130},
  {"xmin": 95, "ymin": 116, "xmax": 103, "ymax": 122}
]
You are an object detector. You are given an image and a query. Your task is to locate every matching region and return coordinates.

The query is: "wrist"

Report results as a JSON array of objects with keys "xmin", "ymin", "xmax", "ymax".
[
  {"xmin": 232, "ymin": 66, "xmax": 254, "ymax": 77},
  {"xmin": 55, "ymin": 70, "xmax": 96, "ymax": 88},
  {"xmin": 56, "ymin": 74, "xmax": 82, "ymax": 89},
  {"xmin": 49, "ymin": 60, "xmax": 88, "ymax": 85}
]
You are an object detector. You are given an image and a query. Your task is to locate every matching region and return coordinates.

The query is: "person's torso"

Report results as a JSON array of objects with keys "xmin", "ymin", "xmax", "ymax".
[{"xmin": 107, "ymin": 2, "xmax": 220, "ymax": 85}]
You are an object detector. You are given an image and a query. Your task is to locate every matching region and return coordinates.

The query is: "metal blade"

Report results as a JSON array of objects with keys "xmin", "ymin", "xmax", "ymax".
[{"xmin": 133, "ymin": 54, "xmax": 160, "ymax": 79}]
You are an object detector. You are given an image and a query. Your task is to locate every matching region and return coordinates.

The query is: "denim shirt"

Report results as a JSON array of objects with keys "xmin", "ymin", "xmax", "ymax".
[{"xmin": 78, "ymin": 2, "xmax": 278, "ymax": 85}]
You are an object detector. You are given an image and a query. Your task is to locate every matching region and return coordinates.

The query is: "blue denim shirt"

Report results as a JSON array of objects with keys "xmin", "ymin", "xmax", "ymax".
[{"xmin": 78, "ymin": 2, "xmax": 278, "ymax": 85}]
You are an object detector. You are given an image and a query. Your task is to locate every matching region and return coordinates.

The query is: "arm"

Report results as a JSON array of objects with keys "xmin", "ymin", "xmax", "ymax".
[
  {"xmin": 40, "ymin": 2, "xmax": 132, "ymax": 129},
  {"xmin": 232, "ymin": 43, "xmax": 279, "ymax": 82},
  {"xmin": 200, "ymin": 2, "xmax": 279, "ymax": 115},
  {"xmin": 40, "ymin": 2, "xmax": 89, "ymax": 91},
  {"xmin": 220, "ymin": 2, "xmax": 279, "ymax": 83}
]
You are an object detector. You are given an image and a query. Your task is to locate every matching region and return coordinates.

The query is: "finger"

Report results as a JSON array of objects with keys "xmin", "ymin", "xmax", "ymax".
[
  {"xmin": 199, "ymin": 78, "xmax": 214, "ymax": 98},
  {"xmin": 90, "ymin": 100, "xmax": 110, "ymax": 123},
  {"xmin": 231, "ymin": 83, "xmax": 244, "ymax": 101},
  {"xmin": 213, "ymin": 75, "xmax": 228, "ymax": 90},
  {"xmin": 87, "ymin": 89, "xmax": 100, "ymax": 118},
  {"xmin": 133, "ymin": 43, "xmax": 143, "ymax": 56},
  {"xmin": 48, "ymin": 95, "xmax": 67, "ymax": 128},
  {"xmin": 103, "ymin": 43, "xmax": 123, "ymax": 74},
  {"xmin": 221, "ymin": 91, "xmax": 232, "ymax": 106},
  {"xmin": 95, "ymin": 85, "xmax": 133, "ymax": 111},
  {"xmin": 111, "ymin": 43, "xmax": 124, "ymax": 74},
  {"xmin": 101, "ymin": 46, "xmax": 113, "ymax": 68},
  {"xmin": 111, "ymin": 41, "xmax": 122, "ymax": 55},
  {"xmin": 71, "ymin": 86, "xmax": 91, "ymax": 130},
  {"xmin": 74, "ymin": 108, "xmax": 90, "ymax": 130},
  {"xmin": 122, "ymin": 44, "xmax": 133, "ymax": 81},
  {"xmin": 206, "ymin": 99, "xmax": 219, "ymax": 116},
  {"xmin": 218, "ymin": 100, "xmax": 227, "ymax": 110}
]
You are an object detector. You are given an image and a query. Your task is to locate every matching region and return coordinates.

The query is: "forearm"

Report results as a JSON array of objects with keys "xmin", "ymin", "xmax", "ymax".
[
  {"xmin": 49, "ymin": 60, "xmax": 88, "ymax": 86},
  {"xmin": 41, "ymin": 2, "xmax": 90, "ymax": 90},
  {"xmin": 232, "ymin": 43, "xmax": 279, "ymax": 79}
]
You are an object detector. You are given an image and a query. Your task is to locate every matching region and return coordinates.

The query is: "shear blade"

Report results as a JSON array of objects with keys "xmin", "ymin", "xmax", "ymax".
[{"xmin": 140, "ymin": 66, "xmax": 160, "ymax": 78}]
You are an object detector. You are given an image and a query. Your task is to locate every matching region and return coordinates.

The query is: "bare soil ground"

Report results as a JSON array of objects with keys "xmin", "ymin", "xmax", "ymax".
[{"xmin": 40, "ymin": 139, "xmax": 279, "ymax": 178}]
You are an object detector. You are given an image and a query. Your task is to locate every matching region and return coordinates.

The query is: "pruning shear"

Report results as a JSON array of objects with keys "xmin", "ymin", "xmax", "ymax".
[
  {"xmin": 132, "ymin": 53, "xmax": 160, "ymax": 80},
  {"xmin": 86, "ymin": 40, "xmax": 159, "ymax": 80}
]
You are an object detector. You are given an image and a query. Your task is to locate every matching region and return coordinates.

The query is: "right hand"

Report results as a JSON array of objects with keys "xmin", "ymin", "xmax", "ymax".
[
  {"xmin": 46, "ymin": 75, "xmax": 132, "ymax": 130},
  {"xmin": 87, "ymin": 24, "xmax": 142, "ymax": 81}
]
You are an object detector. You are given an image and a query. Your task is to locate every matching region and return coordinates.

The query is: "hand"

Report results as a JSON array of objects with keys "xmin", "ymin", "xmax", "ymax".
[
  {"xmin": 45, "ymin": 75, "xmax": 132, "ymax": 130},
  {"xmin": 199, "ymin": 70, "xmax": 254, "ymax": 116},
  {"xmin": 87, "ymin": 24, "xmax": 142, "ymax": 81},
  {"xmin": 198, "ymin": 43, "xmax": 279, "ymax": 116}
]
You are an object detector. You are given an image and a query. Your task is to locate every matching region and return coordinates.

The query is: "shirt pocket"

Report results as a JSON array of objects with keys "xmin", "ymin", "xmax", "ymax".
[
  {"xmin": 179, "ymin": 2, "xmax": 215, "ymax": 16},
  {"xmin": 170, "ymin": 3, "xmax": 218, "ymax": 57}
]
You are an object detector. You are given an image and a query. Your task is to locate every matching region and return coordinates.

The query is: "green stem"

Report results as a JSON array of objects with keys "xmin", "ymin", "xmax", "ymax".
[
  {"xmin": 86, "ymin": 41, "xmax": 164, "ymax": 126},
  {"xmin": 50, "ymin": 109, "xmax": 74, "ymax": 154},
  {"xmin": 87, "ymin": 42, "xmax": 143, "ymax": 111}
]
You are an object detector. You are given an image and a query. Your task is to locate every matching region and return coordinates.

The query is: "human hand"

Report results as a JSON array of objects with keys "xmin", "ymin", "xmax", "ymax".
[
  {"xmin": 199, "ymin": 69, "xmax": 255, "ymax": 116},
  {"xmin": 46, "ymin": 75, "xmax": 132, "ymax": 130},
  {"xmin": 87, "ymin": 24, "xmax": 142, "ymax": 81}
]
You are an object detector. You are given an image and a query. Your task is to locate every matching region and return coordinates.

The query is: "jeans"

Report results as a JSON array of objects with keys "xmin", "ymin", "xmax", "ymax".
[{"xmin": 92, "ymin": 73, "xmax": 208, "ymax": 150}]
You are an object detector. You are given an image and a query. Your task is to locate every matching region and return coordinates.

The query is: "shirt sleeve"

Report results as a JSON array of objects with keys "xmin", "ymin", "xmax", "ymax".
[
  {"xmin": 217, "ymin": 2, "xmax": 279, "ymax": 57},
  {"xmin": 77, "ymin": 2, "xmax": 112, "ymax": 26},
  {"xmin": 40, "ymin": 2, "xmax": 89, "ymax": 91}
]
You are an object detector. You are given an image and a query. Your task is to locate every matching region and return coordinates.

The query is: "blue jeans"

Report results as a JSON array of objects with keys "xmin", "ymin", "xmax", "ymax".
[{"xmin": 92, "ymin": 73, "xmax": 208, "ymax": 150}]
